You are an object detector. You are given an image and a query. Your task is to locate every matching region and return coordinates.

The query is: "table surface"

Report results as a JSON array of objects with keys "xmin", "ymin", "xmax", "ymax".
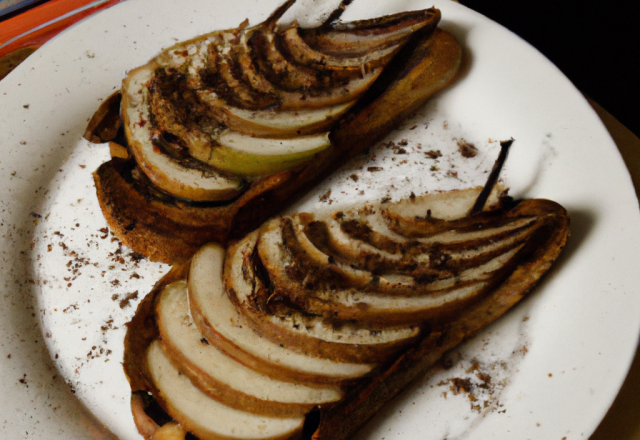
[
  {"xmin": 587, "ymin": 100, "xmax": 640, "ymax": 440},
  {"xmin": 1, "ymin": 1, "xmax": 639, "ymax": 438}
]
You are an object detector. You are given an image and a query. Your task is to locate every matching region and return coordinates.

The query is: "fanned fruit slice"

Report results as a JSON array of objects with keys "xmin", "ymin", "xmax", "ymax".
[{"xmin": 124, "ymin": 140, "xmax": 570, "ymax": 440}]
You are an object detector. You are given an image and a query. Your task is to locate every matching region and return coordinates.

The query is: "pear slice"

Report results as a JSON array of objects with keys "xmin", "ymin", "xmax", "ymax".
[
  {"xmin": 122, "ymin": 64, "xmax": 244, "ymax": 202},
  {"xmin": 280, "ymin": 27, "xmax": 402, "ymax": 71},
  {"xmin": 225, "ymin": 232, "xmax": 421, "ymax": 364},
  {"xmin": 190, "ymin": 131, "xmax": 331, "ymax": 176},
  {"xmin": 188, "ymin": 242, "xmax": 374, "ymax": 384},
  {"xmin": 146, "ymin": 340, "xmax": 305, "ymax": 440},
  {"xmin": 156, "ymin": 280, "xmax": 343, "ymax": 417},
  {"xmin": 147, "ymin": 71, "xmax": 223, "ymax": 167},
  {"xmin": 197, "ymin": 91, "xmax": 354, "ymax": 137},
  {"xmin": 301, "ymin": 9, "xmax": 440, "ymax": 56},
  {"xmin": 298, "ymin": 214, "xmax": 538, "ymax": 278}
]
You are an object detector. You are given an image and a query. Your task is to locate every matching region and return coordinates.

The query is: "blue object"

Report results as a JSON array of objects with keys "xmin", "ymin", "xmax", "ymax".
[{"xmin": 0, "ymin": 0, "xmax": 47, "ymax": 19}]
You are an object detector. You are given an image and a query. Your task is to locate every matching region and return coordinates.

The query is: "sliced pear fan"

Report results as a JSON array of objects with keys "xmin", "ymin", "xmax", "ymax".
[
  {"xmin": 146, "ymin": 341, "xmax": 305, "ymax": 440},
  {"xmin": 256, "ymin": 219, "xmax": 522, "ymax": 324},
  {"xmin": 225, "ymin": 232, "xmax": 421, "ymax": 363},
  {"xmin": 119, "ymin": 1, "xmax": 443, "ymax": 201},
  {"xmin": 156, "ymin": 280, "xmax": 343, "ymax": 417},
  {"xmin": 188, "ymin": 242, "xmax": 375, "ymax": 384}
]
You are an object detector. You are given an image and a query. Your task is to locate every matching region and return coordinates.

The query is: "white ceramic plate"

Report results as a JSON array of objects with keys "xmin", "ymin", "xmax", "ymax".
[{"xmin": 1, "ymin": 0, "xmax": 639, "ymax": 439}]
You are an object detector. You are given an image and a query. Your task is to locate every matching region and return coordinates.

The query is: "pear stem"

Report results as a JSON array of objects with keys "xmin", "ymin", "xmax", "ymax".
[
  {"xmin": 266, "ymin": 0, "xmax": 296, "ymax": 28},
  {"xmin": 470, "ymin": 138, "xmax": 513, "ymax": 215},
  {"xmin": 322, "ymin": 0, "xmax": 355, "ymax": 26}
]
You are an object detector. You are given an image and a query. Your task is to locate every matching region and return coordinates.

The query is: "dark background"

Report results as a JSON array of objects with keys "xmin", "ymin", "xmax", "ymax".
[{"xmin": 458, "ymin": 0, "xmax": 639, "ymax": 139}]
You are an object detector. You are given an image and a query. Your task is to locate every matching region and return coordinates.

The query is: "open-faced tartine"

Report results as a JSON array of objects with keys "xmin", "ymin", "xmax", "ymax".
[
  {"xmin": 123, "ymin": 173, "xmax": 570, "ymax": 439},
  {"xmin": 86, "ymin": 0, "xmax": 462, "ymax": 263}
]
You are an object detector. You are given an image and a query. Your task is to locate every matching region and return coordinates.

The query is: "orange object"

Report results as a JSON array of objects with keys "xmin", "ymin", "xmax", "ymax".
[{"xmin": 0, "ymin": 0, "xmax": 126, "ymax": 59}]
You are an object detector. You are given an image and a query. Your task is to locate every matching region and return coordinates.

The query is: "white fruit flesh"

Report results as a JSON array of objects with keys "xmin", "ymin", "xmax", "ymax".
[
  {"xmin": 307, "ymin": 282, "xmax": 488, "ymax": 314},
  {"xmin": 415, "ymin": 217, "xmax": 537, "ymax": 244},
  {"xmin": 218, "ymin": 130, "xmax": 330, "ymax": 155},
  {"xmin": 156, "ymin": 280, "xmax": 343, "ymax": 413},
  {"xmin": 198, "ymin": 91, "xmax": 354, "ymax": 137},
  {"xmin": 122, "ymin": 64, "xmax": 244, "ymax": 202},
  {"xmin": 188, "ymin": 243, "xmax": 374, "ymax": 383},
  {"xmin": 382, "ymin": 187, "xmax": 504, "ymax": 221},
  {"xmin": 190, "ymin": 131, "xmax": 332, "ymax": 176},
  {"xmin": 146, "ymin": 341, "xmax": 305, "ymax": 440}
]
